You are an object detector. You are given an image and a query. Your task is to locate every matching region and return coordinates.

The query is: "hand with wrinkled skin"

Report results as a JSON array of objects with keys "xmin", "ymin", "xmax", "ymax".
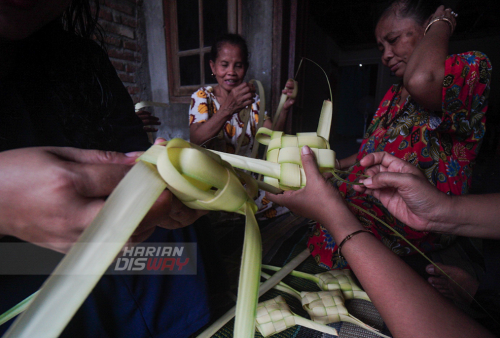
[
  {"xmin": 282, "ymin": 79, "xmax": 296, "ymax": 112},
  {"xmin": 265, "ymin": 79, "xmax": 297, "ymax": 131},
  {"xmin": 0, "ymin": 147, "xmax": 138, "ymax": 253},
  {"xmin": 428, "ymin": 6, "xmax": 458, "ymax": 35},
  {"xmin": 190, "ymin": 82, "xmax": 256, "ymax": 146},
  {"xmin": 112, "ymin": 137, "xmax": 208, "ymax": 245},
  {"xmin": 218, "ymin": 82, "xmax": 255, "ymax": 119},
  {"xmin": 0, "ymin": 146, "xmax": 207, "ymax": 253},
  {"xmin": 136, "ymin": 110, "xmax": 161, "ymax": 132},
  {"xmin": 129, "ymin": 137, "xmax": 208, "ymax": 241},
  {"xmin": 353, "ymin": 152, "xmax": 453, "ymax": 233},
  {"xmin": 265, "ymin": 151, "xmax": 495, "ymax": 338},
  {"xmin": 265, "ymin": 146, "xmax": 352, "ymax": 227},
  {"xmin": 130, "ymin": 189, "xmax": 208, "ymax": 244},
  {"xmin": 354, "ymin": 152, "xmax": 500, "ymax": 239}
]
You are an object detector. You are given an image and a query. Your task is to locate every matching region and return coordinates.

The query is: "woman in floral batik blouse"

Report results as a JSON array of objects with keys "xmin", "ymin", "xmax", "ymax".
[
  {"xmin": 309, "ymin": 0, "xmax": 492, "ymax": 270},
  {"xmin": 189, "ymin": 33, "xmax": 296, "ymax": 219}
]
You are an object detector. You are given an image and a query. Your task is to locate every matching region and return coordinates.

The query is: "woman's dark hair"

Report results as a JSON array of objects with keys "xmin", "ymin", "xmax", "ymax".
[
  {"xmin": 36, "ymin": 0, "xmax": 112, "ymax": 150},
  {"xmin": 210, "ymin": 33, "xmax": 250, "ymax": 68},
  {"xmin": 377, "ymin": 0, "xmax": 442, "ymax": 26},
  {"xmin": 63, "ymin": 0, "xmax": 104, "ymax": 45},
  {"xmin": 1, "ymin": 0, "xmax": 124, "ymax": 152}
]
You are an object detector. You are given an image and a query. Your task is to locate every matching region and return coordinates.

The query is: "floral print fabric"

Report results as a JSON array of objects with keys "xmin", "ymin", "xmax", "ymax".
[
  {"xmin": 189, "ymin": 86, "xmax": 267, "ymax": 157},
  {"xmin": 308, "ymin": 51, "xmax": 492, "ymax": 270},
  {"xmin": 189, "ymin": 87, "xmax": 287, "ymax": 219}
]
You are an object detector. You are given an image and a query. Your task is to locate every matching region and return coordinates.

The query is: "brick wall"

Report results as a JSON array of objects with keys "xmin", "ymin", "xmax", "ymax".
[{"xmin": 97, "ymin": 0, "xmax": 151, "ymax": 104}]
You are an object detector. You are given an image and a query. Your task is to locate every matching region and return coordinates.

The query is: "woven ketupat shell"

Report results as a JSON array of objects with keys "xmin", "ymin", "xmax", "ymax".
[
  {"xmin": 301, "ymin": 290, "xmax": 348, "ymax": 325},
  {"xmin": 256, "ymin": 128, "xmax": 336, "ymax": 190},
  {"xmin": 154, "ymin": 138, "xmax": 258, "ymax": 215},
  {"xmin": 255, "ymin": 296, "xmax": 296, "ymax": 336},
  {"xmin": 315, "ymin": 270, "xmax": 370, "ymax": 301}
]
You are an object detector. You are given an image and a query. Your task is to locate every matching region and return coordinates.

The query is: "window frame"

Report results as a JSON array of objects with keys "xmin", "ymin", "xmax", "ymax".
[{"xmin": 163, "ymin": 0, "xmax": 240, "ymax": 103}]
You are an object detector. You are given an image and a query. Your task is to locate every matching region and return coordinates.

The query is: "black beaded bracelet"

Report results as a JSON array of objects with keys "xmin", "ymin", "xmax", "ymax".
[{"xmin": 337, "ymin": 229, "xmax": 373, "ymax": 263}]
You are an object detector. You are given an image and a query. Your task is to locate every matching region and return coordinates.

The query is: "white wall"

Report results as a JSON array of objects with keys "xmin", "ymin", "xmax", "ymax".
[{"xmin": 143, "ymin": 0, "xmax": 191, "ymax": 142}]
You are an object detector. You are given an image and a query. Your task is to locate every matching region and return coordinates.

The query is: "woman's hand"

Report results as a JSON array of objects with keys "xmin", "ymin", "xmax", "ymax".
[
  {"xmin": 428, "ymin": 6, "xmax": 457, "ymax": 35},
  {"xmin": 265, "ymin": 79, "xmax": 298, "ymax": 131},
  {"xmin": 219, "ymin": 82, "xmax": 255, "ymax": 118},
  {"xmin": 403, "ymin": 5, "xmax": 454, "ymax": 111},
  {"xmin": 282, "ymin": 79, "xmax": 296, "ymax": 111},
  {"xmin": 354, "ymin": 152, "xmax": 453, "ymax": 233},
  {"xmin": 0, "ymin": 146, "xmax": 206, "ymax": 253},
  {"xmin": 0, "ymin": 147, "xmax": 137, "ymax": 253},
  {"xmin": 265, "ymin": 146, "xmax": 343, "ymax": 224},
  {"xmin": 136, "ymin": 110, "xmax": 161, "ymax": 132},
  {"xmin": 109, "ymin": 138, "xmax": 208, "ymax": 244},
  {"xmin": 131, "ymin": 190, "xmax": 207, "ymax": 243}
]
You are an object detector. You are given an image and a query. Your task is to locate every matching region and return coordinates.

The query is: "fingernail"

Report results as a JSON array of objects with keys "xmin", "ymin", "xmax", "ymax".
[
  {"xmin": 125, "ymin": 152, "xmax": 140, "ymax": 157},
  {"xmin": 301, "ymin": 145, "xmax": 311, "ymax": 155},
  {"xmin": 363, "ymin": 177, "xmax": 372, "ymax": 185},
  {"xmin": 426, "ymin": 265, "xmax": 435, "ymax": 274}
]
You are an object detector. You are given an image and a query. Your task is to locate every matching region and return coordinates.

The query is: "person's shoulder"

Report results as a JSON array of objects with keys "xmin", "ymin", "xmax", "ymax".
[
  {"xmin": 191, "ymin": 86, "xmax": 213, "ymax": 99},
  {"xmin": 447, "ymin": 51, "xmax": 492, "ymax": 67}
]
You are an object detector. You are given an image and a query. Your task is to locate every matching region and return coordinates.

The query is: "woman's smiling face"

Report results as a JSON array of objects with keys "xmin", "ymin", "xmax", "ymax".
[
  {"xmin": 375, "ymin": 12, "xmax": 425, "ymax": 78},
  {"xmin": 210, "ymin": 42, "xmax": 247, "ymax": 93}
]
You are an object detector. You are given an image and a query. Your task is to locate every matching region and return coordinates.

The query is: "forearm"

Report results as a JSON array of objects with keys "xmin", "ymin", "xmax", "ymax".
[
  {"xmin": 269, "ymin": 108, "xmax": 289, "ymax": 132},
  {"xmin": 442, "ymin": 194, "xmax": 500, "ymax": 239},
  {"xmin": 404, "ymin": 22, "xmax": 449, "ymax": 110},
  {"xmin": 189, "ymin": 112, "xmax": 230, "ymax": 146},
  {"xmin": 338, "ymin": 153, "xmax": 358, "ymax": 170},
  {"xmin": 323, "ymin": 204, "xmax": 494, "ymax": 337}
]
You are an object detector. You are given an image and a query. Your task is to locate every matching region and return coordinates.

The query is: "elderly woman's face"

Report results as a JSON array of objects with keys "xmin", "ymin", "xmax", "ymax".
[
  {"xmin": 210, "ymin": 43, "xmax": 247, "ymax": 93},
  {"xmin": 375, "ymin": 12, "xmax": 425, "ymax": 78},
  {"xmin": 0, "ymin": 0, "xmax": 71, "ymax": 41}
]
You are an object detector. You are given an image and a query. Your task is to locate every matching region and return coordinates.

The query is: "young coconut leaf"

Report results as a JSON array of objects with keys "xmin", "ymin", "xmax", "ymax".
[
  {"xmin": 255, "ymin": 296, "xmax": 338, "ymax": 337},
  {"xmin": 262, "ymin": 266, "xmax": 371, "ymax": 302}
]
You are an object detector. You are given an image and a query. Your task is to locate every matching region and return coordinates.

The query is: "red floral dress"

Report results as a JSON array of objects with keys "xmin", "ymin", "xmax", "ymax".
[{"xmin": 308, "ymin": 51, "xmax": 492, "ymax": 270}]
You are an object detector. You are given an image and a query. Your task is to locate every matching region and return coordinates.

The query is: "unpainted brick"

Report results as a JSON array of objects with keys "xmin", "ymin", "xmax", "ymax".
[
  {"xmin": 98, "ymin": 0, "xmax": 146, "ymax": 101},
  {"xmin": 122, "ymin": 17, "xmax": 138, "ymax": 28},
  {"xmin": 127, "ymin": 86, "xmax": 141, "ymax": 95},
  {"xmin": 111, "ymin": 60, "xmax": 125, "ymax": 71},
  {"xmin": 99, "ymin": 9, "xmax": 113, "ymax": 22},
  {"xmin": 108, "ymin": 48, "xmax": 137, "ymax": 62},
  {"xmin": 112, "ymin": 13, "xmax": 122, "ymax": 24},
  {"xmin": 118, "ymin": 73, "xmax": 135, "ymax": 83},
  {"xmin": 126, "ymin": 63, "xmax": 138, "ymax": 73},
  {"xmin": 123, "ymin": 41, "xmax": 139, "ymax": 51},
  {"xmin": 104, "ymin": 36, "xmax": 121, "ymax": 47},
  {"xmin": 104, "ymin": 1, "xmax": 134, "ymax": 16},
  {"xmin": 101, "ymin": 22, "xmax": 135, "ymax": 39}
]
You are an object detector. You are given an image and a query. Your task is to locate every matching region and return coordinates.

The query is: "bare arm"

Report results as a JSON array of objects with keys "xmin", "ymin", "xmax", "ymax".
[
  {"xmin": 354, "ymin": 152, "xmax": 500, "ymax": 239},
  {"xmin": 0, "ymin": 147, "xmax": 206, "ymax": 252},
  {"xmin": 450, "ymin": 194, "xmax": 500, "ymax": 238},
  {"xmin": 190, "ymin": 83, "xmax": 255, "ymax": 146},
  {"xmin": 403, "ymin": 6, "xmax": 455, "ymax": 111},
  {"xmin": 334, "ymin": 219, "xmax": 493, "ymax": 338},
  {"xmin": 268, "ymin": 79, "xmax": 297, "ymax": 132},
  {"xmin": 136, "ymin": 110, "xmax": 161, "ymax": 132},
  {"xmin": 266, "ymin": 147, "xmax": 494, "ymax": 338},
  {"xmin": 190, "ymin": 110, "xmax": 232, "ymax": 146},
  {"xmin": 338, "ymin": 153, "xmax": 358, "ymax": 170}
]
